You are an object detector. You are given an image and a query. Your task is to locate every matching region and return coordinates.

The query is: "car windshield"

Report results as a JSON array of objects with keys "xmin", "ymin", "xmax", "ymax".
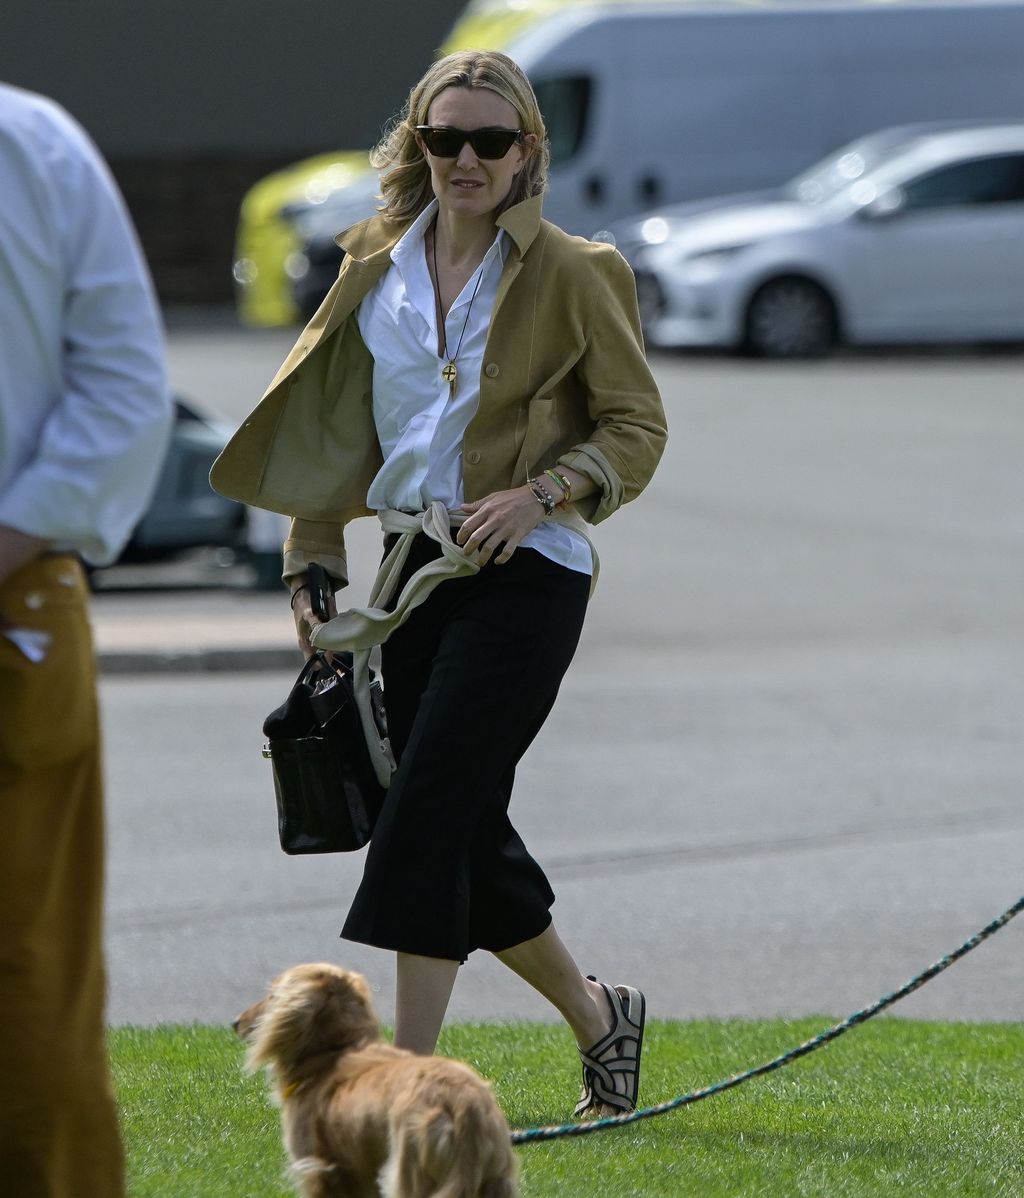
[{"xmin": 784, "ymin": 130, "xmax": 923, "ymax": 205}]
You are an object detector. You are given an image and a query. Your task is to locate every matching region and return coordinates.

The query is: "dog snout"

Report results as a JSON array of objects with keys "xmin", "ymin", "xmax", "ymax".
[{"xmin": 234, "ymin": 996, "xmax": 267, "ymax": 1040}]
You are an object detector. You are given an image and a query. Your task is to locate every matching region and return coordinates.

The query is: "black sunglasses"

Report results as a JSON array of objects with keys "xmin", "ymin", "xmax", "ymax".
[{"xmin": 416, "ymin": 125, "xmax": 523, "ymax": 160}]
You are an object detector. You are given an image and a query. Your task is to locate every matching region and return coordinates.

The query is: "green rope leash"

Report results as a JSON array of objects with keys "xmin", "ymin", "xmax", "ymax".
[{"xmin": 511, "ymin": 894, "xmax": 1024, "ymax": 1145}]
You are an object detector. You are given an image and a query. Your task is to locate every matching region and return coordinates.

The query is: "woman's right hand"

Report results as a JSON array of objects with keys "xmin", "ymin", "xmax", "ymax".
[{"xmin": 290, "ymin": 582, "xmax": 322, "ymax": 659}]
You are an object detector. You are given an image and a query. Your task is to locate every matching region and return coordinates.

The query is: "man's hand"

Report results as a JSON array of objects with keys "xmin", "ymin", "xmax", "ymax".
[{"xmin": 0, "ymin": 525, "xmax": 50, "ymax": 589}]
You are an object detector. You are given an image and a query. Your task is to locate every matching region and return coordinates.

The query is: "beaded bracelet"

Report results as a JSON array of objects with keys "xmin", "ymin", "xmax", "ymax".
[
  {"xmin": 526, "ymin": 477, "xmax": 557, "ymax": 516},
  {"xmin": 544, "ymin": 468, "xmax": 572, "ymax": 507}
]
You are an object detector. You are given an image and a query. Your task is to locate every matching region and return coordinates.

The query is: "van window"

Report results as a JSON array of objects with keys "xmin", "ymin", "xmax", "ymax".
[
  {"xmin": 901, "ymin": 154, "xmax": 1024, "ymax": 210},
  {"xmin": 532, "ymin": 76, "xmax": 591, "ymax": 167}
]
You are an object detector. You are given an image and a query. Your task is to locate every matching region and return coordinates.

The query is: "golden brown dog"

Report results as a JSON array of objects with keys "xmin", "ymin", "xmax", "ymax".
[{"xmin": 234, "ymin": 963, "xmax": 519, "ymax": 1198}]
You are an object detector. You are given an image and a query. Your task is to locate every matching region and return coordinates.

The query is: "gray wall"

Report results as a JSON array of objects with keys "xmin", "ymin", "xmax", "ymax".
[
  {"xmin": 1, "ymin": 0, "xmax": 467, "ymax": 153},
  {"xmin": 1, "ymin": 0, "xmax": 466, "ymax": 301}
]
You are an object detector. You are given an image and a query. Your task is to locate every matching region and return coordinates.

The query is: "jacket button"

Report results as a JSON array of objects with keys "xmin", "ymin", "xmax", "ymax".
[
  {"xmin": 466, "ymin": 450, "xmax": 482, "ymax": 465},
  {"xmin": 484, "ymin": 363, "xmax": 499, "ymax": 378}
]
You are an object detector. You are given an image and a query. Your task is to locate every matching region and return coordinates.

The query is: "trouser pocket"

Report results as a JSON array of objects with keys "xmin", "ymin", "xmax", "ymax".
[{"xmin": 0, "ymin": 558, "xmax": 98, "ymax": 772}]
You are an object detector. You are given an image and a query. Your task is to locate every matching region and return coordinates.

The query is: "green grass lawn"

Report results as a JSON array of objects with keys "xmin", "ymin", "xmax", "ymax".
[{"xmin": 112, "ymin": 1018, "xmax": 1023, "ymax": 1197}]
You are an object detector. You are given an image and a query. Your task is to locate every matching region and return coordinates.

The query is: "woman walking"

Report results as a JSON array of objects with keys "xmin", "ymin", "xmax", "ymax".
[{"xmin": 213, "ymin": 50, "xmax": 666, "ymax": 1117}]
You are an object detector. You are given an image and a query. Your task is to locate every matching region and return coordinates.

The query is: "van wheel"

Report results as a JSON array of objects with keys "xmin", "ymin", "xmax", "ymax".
[{"xmin": 744, "ymin": 278, "xmax": 837, "ymax": 358}]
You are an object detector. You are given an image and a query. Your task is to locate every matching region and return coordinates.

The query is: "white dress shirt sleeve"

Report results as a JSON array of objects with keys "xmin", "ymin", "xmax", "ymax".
[{"xmin": 0, "ymin": 90, "xmax": 172, "ymax": 566}]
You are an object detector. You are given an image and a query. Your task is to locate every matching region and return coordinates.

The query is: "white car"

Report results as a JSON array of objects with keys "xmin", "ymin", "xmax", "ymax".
[{"xmin": 617, "ymin": 123, "xmax": 1024, "ymax": 356}]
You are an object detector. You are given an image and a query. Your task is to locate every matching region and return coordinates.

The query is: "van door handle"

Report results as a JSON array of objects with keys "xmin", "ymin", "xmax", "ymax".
[
  {"xmin": 638, "ymin": 174, "xmax": 661, "ymax": 205},
  {"xmin": 584, "ymin": 174, "xmax": 605, "ymax": 204}
]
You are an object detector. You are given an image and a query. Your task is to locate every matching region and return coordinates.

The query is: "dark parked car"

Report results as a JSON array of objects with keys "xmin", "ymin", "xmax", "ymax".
[{"xmin": 115, "ymin": 397, "xmax": 246, "ymax": 563}]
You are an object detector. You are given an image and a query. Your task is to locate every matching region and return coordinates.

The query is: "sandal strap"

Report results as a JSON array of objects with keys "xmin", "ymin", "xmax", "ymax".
[
  {"xmin": 575, "ymin": 1061, "xmax": 634, "ymax": 1115},
  {"xmin": 573, "ymin": 978, "xmax": 647, "ymax": 1115},
  {"xmin": 580, "ymin": 980, "xmax": 643, "ymax": 1061},
  {"xmin": 574, "ymin": 1075, "xmax": 597, "ymax": 1117},
  {"xmin": 575, "ymin": 1063, "xmax": 632, "ymax": 1117},
  {"xmin": 579, "ymin": 1045, "xmax": 639, "ymax": 1080}
]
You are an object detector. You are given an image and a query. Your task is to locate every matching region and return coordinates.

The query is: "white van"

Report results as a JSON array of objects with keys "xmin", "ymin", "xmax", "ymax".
[
  {"xmin": 237, "ymin": 0, "xmax": 1024, "ymax": 324},
  {"xmin": 511, "ymin": 0, "xmax": 1024, "ymax": 235}
]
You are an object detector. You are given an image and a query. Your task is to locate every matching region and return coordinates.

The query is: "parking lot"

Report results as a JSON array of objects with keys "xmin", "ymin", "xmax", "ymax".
[{"xmin": 100, "ymin": 322, "xmax": 1024, "ymax": 1027}]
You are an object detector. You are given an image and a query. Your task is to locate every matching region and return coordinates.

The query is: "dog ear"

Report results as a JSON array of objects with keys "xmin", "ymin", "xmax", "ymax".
[
  {"xmin": 245, "ymin": 964, "xmax": 381, "ymax": 1070},
  {"xmin": 340, "ymin": 969, "xmax": 373, "ymax": 1009},
  {"xmin": 244, "ymin": 970, "xmax": 327, "ymax": 1072},
  {"xmin": 319, "ymin": 967, "xmax": 380, "ymax": 1053}
]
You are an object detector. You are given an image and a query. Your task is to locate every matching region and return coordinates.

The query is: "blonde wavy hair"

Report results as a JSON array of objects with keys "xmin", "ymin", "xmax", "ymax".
[{"xmin": 371, "ymin": 50, "xmax": 550, "ymax": 223}]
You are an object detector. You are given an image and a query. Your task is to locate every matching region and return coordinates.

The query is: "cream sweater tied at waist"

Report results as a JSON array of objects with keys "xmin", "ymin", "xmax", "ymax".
[{"xmin": 307, "ymin": 501, "xmax": 597, "ymax": 787}]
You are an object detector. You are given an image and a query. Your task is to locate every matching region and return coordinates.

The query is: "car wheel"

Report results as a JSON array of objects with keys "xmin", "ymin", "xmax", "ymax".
[{"xmin": 744, "ymin": 277, "xmax": 837, "ymax": 358}]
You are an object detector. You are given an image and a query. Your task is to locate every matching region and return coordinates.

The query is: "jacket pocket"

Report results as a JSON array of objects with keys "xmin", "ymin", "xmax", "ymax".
[
  {"xmin": 516, "ymin": 391, "xmax": 589, "ymax": 482},
  {"xmin": 526, "ymin": 347, "xmax": 584, "ymax": 405},
  {"xmin": 512, "ymin": 345, "xmax": 589, "ymax": 480}
]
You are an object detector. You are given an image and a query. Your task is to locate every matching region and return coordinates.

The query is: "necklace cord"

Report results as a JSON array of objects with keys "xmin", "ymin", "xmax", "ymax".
[{"xmin": 431, "ymin": 222, "xmax": 488, "ymax": 376}]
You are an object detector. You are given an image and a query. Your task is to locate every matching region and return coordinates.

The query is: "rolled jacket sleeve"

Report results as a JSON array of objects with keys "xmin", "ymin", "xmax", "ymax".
[
  {"xmin": 558, "ymin": 246, "xmax": 667, "ymax": 525},
  {"xmin": 0, "ymin": 96, "xmax": 171, "ymax": 566},
  {"xmin": 283, "ymin": 517, "xmax": 350, "ymax": 588}
]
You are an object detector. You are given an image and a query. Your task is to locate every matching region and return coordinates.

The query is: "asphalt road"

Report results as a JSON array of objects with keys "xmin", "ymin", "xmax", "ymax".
[{"xmin": 102, "ymin": 321, "xmax": 1024, "ymax": 1029}]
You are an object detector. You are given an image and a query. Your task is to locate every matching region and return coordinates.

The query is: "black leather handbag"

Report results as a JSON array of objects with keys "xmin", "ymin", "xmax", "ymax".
[{"xmin": 262, "ymin": 651, "xmax": 387, "ymax": 854}]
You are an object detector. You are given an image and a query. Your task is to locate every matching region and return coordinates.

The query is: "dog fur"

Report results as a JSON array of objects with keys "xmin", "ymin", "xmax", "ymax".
[{"xmin": 235, "ymin": 963, "xmax": 520, "ymax": 1198}]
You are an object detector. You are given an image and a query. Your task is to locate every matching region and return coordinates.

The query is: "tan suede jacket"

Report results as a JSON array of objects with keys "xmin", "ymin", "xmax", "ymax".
[{"xmin": 210, "ymin": 193, "xmax": 668, "ymax": 587}]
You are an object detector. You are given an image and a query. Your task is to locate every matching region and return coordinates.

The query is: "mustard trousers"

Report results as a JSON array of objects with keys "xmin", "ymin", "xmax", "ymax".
[{"xmin": 0, "ymin": 556, "xmax": 123, "ymax": 1197}]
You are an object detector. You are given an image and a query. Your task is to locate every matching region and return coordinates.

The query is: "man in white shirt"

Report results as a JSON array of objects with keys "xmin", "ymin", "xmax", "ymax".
[{"xmin": 0, "ymin": 83, "xmax": 171, "ymax": 1196}]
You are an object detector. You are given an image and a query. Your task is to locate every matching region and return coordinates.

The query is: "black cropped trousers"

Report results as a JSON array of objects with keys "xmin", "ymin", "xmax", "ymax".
[{"xmin": 341, "ymin": 533, "xmax": 590, "ymax": 962}]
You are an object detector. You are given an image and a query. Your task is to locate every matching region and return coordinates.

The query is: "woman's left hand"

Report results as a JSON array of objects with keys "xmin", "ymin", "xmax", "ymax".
[{"xmin": 458, "ymin": 486, "xmax": 546, "ymax": 565}]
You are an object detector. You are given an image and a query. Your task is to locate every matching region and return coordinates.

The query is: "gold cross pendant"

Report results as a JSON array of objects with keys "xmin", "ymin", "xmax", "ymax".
[{"xmin": 442, "ymin": 359, "xmax": 458, "ymax": 399}]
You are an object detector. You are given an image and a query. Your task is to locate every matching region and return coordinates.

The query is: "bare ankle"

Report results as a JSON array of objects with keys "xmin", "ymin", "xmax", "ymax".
[{"xmin": 574, "ymin": 976, "xmax": 613, "ymax": 1048}]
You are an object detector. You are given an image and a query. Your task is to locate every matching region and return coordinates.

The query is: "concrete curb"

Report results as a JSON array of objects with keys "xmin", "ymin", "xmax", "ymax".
[{"xmin": 98, "ymin": 646, "xmax": 300, "ymax": 675}]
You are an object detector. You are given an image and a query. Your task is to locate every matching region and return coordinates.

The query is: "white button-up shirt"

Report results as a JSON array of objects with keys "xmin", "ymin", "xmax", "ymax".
[
  {"xmin": 357, "ymin": 200, "xmax": 591, "ymax": 575},
  {"xmin": 0, "ymin": 85, "xmax": 171, "ymax": 566}
]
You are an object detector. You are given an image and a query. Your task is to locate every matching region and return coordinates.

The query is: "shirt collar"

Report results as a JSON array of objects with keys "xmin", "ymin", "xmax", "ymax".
[
  {"xmin": 390, "ymin": 198, "xmax": 510, "ymax": 307},
  {"xmin": 391, "ymin": 198, "xmax": 510, "ymax": 269},
  {"xmin": 390, "ymin": 199, "xmax": 440, "ymax": 267},
  {"xmin": 338, "ymin": 193, "xmax": 544, "ymax": 263}
]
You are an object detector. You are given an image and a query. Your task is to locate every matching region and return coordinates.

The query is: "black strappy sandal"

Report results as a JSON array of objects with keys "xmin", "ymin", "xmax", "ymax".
[{"xmin": 574, "ymin": 976, "xmax": 647, "ymax": 1118}]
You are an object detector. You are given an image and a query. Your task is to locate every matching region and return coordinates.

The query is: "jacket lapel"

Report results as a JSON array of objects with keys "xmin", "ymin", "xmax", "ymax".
[
  {"xmin": 316, "ymin": 210, "xmax": 408, "ymax": 345},
  {"xmin": 491, "ymin": 194, "xmax": 543, "ymax": 319},
  {"xmin": 316, "ymin": 250, "xmax": 392, "ymax": 345},
  {"xmin": 263, "ymin": 196, "xmax": 545, "ymax": 397}
]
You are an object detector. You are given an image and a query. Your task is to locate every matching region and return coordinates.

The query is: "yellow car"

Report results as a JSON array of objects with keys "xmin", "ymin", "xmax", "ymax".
[{"xmin": 233, "ymin": 152, "xmax": 377, "ymax": 327}]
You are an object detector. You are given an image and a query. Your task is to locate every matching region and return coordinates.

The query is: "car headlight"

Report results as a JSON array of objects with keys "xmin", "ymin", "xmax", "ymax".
[{"xmin": 640, "ymin": 217, "xmax": 671, "ymax": 245}]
